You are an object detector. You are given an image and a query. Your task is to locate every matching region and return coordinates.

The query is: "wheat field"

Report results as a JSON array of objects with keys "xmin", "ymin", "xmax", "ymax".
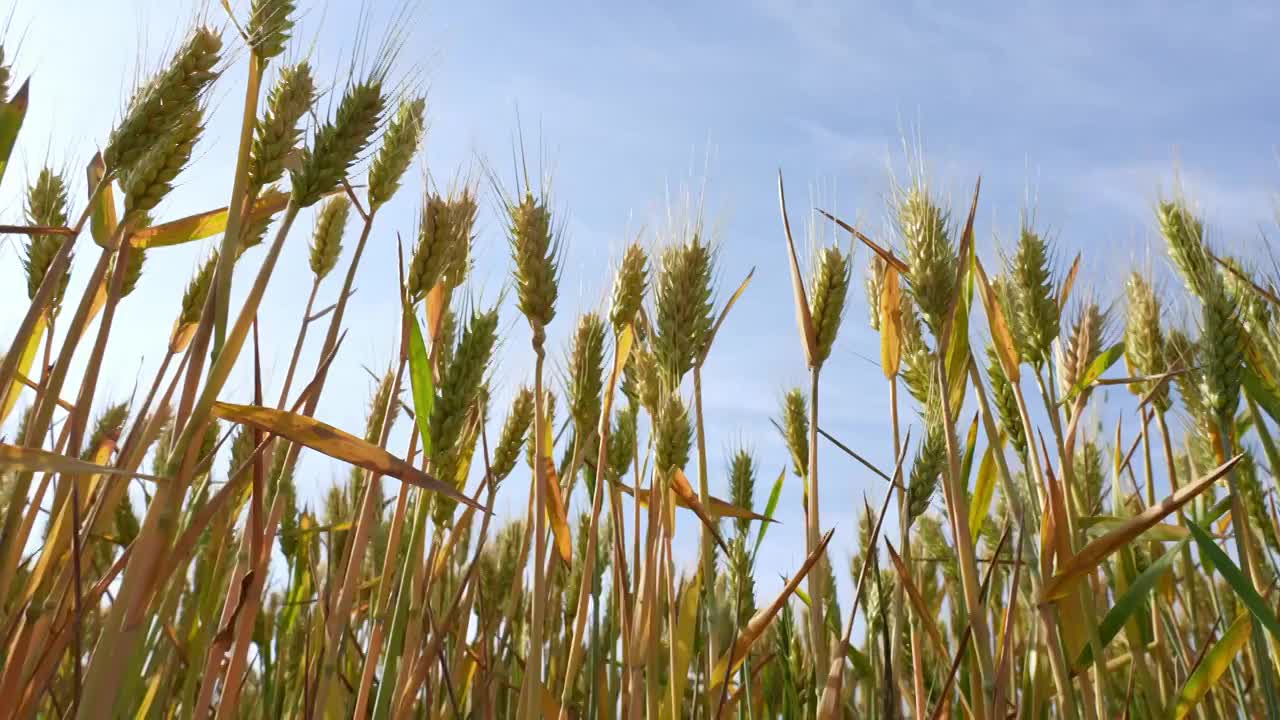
[{"xmin": 2, "ymin": 2, "xmax": 1280, "ymax": 719}]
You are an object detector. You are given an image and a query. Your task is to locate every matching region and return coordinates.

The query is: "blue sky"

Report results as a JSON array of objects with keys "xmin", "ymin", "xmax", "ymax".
[{"xmin": 3, "ymin": 0, "xmax": 1278, "ymax": 601}]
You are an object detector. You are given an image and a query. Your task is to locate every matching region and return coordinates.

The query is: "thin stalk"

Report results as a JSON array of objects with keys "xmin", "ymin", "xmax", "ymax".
[
  {"xmin": 933, "ymin": 355, "xmax": 994, "ymax": 719},
  {"xmin": 890, "ymin": 375, "xmax": 925, "ymax": 719},
  {"xmin": 275, "ymin": 278, "xmax": 322, "ymax": 409},
  {"xmin": 805, "ymin": 367, "xmax": 830, "ymax": 682},
  {"xmin": 692, "ymin": 364, "xmax": 720, "ymax": 718},
  {"xmin": 520, "ymin": 349, "xmax": 549, "ymax": 719},
  {"xmin": 210, "ymin": 53, "xmax": 265, "ymax": 357}
]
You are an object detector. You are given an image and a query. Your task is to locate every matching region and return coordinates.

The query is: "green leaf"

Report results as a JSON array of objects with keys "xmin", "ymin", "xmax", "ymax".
[
  {"xmin": 968, "ymin": 443, "xmax": 999, "ymax": 544},
  {"xmin": 87, "ymin": 153, "xmax": 118, "ymax": 248},
  {"xmin": 1243, "ymin": 365, "xmax": 1280, "ymax": 427},
  {"xmin": 1172, "ymin": 613, "xmax": 1252, "ymax": 719},
  {"xmin": 0, "ymin": 79, "xmax": 29, "ymax": 186},
  {"xmin": 405, "ymin": 302, "xmax": 434, "ymax": 458},
  {"xmin": 1186, "ymin": 515, "xmax": 1280, "ymax": 643},
  {"xmin": 1060, "ymin": 341, "xmax": 1125, "ymax": 406},
  {"xmin": 752, "ymin": 467, "xmax": 786, "ymax": 563}
]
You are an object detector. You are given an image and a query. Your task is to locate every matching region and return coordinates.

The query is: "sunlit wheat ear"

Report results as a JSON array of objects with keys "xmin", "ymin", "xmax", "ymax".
[
  {"xmin": 367, "ymin": 96, "xmax": 426, "ymax": 211},
  {"xmin": 1159, "ymin": 199, "xmax": 1213, "ymax": 298},
  {"xmin": 309, "ymin": 195, "xmax": 351, "ymax": 281},
  {"xmin": 1056, "ymin": 300, "xmax": 1105, "ymax": 402},
  {"xmin": 248, "ymin": 62, "xmax": 316, "ymax": 194},
  {"xmin": 104, "ymin": 26, "xmax": 221, "ymax": 176},
  {"xmin": 23, "ymin": 167, "xmax": 71, "ymax": 304},
  {"xmin": 606, "ymin": 402, "xmax": 638, "ymax": 480},
  {"xmin": 609, "ymin": 242, "xmax": 649, "ymax": 335},
  {"xmin": 1198, "ymin": 278, "xmax": 1244, "ymax": 426},
  {"xmin": 906, "ymin": 412, "xmax": 945, "ymax": 526},
  {"xmin": 441, "ymin": 186, "xmax": 477, "ymax": 290},
  {"xmin": 290, "ymin": 77, "xmax": 386, "ymax": 208},
  {"xmin": 407, "ymin": 192, "xmax": 449, "ymax": 299},
  {"xmin": 898, "ymin": 184, "xmax": 956, "ymax": 337},
  {"xmin": 122, "ymin": 104, "xmax": 204, "ymax": 224},
  {"xmin": 986, "ymin": 343, "xmax": 1027, "ymax": 462},
  {"xmin": 1123, "ymin": 273, "xmax": 1170, "ymax": 412},
  {"xmin": 567, "ymin": 312, "xmax": 606, "ymax": 440},
  {"xmin": 430, "ymin": 306, "xmax": 499, "ymax": 524},
  {"xmin": 170, "ymin": 254, "xmax": 216, "ymax": 352},
  {"xmin": 808, "ymin": 245, "xmax": 851, "ymax": 368},
  {"xmin": 247, "ymin": 0, "xmax": 297, "ymax": 60},
  {"xmin": 654, "ymin": 235, "xmax": 714, "ymax": 380},
  {"xmin": 865, "ymin": 255, "xmax": 886, "ymax": 331},
  {"xmin": 1008, "ymin": 224, "xmax": 1058, "ymax": 367},
  {"xmin": 507, "ymin": 191, "xmax": 560, "ymax": 349},
  {"xmin": 780, "ymin": 388, "xmax": 808, "ymax": 479},
  {"xmin": 491, "ymin": 386, "xmax": 535, "ymax": 484},
  {"xmin": 654, "ymin": 391, "xmax": 691, "ymax": 476}
]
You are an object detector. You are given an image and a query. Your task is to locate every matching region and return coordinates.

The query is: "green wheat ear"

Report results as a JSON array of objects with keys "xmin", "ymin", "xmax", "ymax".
[
  {"xmin": 865, "ymin": 255, "xmax": 886, "ymax": 331},
  {"xmin": 607, "ymin": 402, "xmax": 638, "ymax": 481},
  {"xmin": 122, "ymin": 104, "xmax": 205, "ymax": 223},
  {"xmin": 290, "ymin": 78, "xmax": 386, "ymax": 208},
  {"xmin": 907, "ymin": 413, "xmax": 945, "ymax": 526},
  {"xmin": 249, "ymin": 62, "xmax": 316, "ymax": 194},
  {"xmin": 654, "ymin": 391, "xmax": 691, "ymax": 476},
  {"xmin": 508, "ymin": 191, "xmax": 560, "ymax": 347},
  {"xmin": 566, "ymin": 313, "xmax": 607, "ymax": 439},
  {"xmin": 654, "ymin": 235, "xmax": 715, "ymax": 379},
  {"xmin": 492, "ymin": 387, "xmax": 535, "ymax": 483},
  {"xmin": 1124, "ymin": 273, "xmax": 1170, "ymax": 412},
  {"xmin": 610, "ymin": 242, "xmax": 649, "ymax": 334},
  {"xmin": 727, "ymin": 447, "xmax": 757, "ymax": 539},
  {"xmin": 115, "ymin": 246, "xmax": 147, "ymax": 298},
  {"xmin": 441, "ymin": 188, "xmax": 478, "ymax": 290},
  {"xmin": 1159, "ymin": 199, "xmax": 1213, "ymax": 298},
  {"xmin": 105, "ymin": 26, "xmax": 221, "ymax": 176},
  {"xmin": 367, "ymin": 96, "xmax": 426, "ymax": 211},
  {"xmin": 1198, "ymin": 279, "xmax": 1244, "ymax": 426},
  {"xmin": 247, "ymin": 0, "xmax": 297, "ymax": 60},
  {"xmin": 1056, "ymin": 300, "xmax": 1105, "ymax": 409},
  {"xmin": 23, "ymin": 167, "xmax": 71, "ymax": 303},
  {"xmin": 899, "ymin": 298, "xmax": 933, "ymax": 405},
  {"xmin": 780, "ymin": 388, "xmax": 808, "ymax": 479},
  {"xmin": 898, "ymin": 184, "xmax": 956, "ymax": 337},
  {"xmin": 986, "ymin": 343, "xmax": 1027, "ymax": 462},
  {"xmin": 1008, "ymin": 225, "xmax": 1058, "ymax": 367},
  {"xmin": 808, "ymin": 244, "xmax": 851, "ymax": 367},
  {"xmin": 309, "ymin": 195, "xmax": 351, "ymax": 281},
  {"xmin": 430, "ymin": 306, "xmax": 499, "ymax": 522}
]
